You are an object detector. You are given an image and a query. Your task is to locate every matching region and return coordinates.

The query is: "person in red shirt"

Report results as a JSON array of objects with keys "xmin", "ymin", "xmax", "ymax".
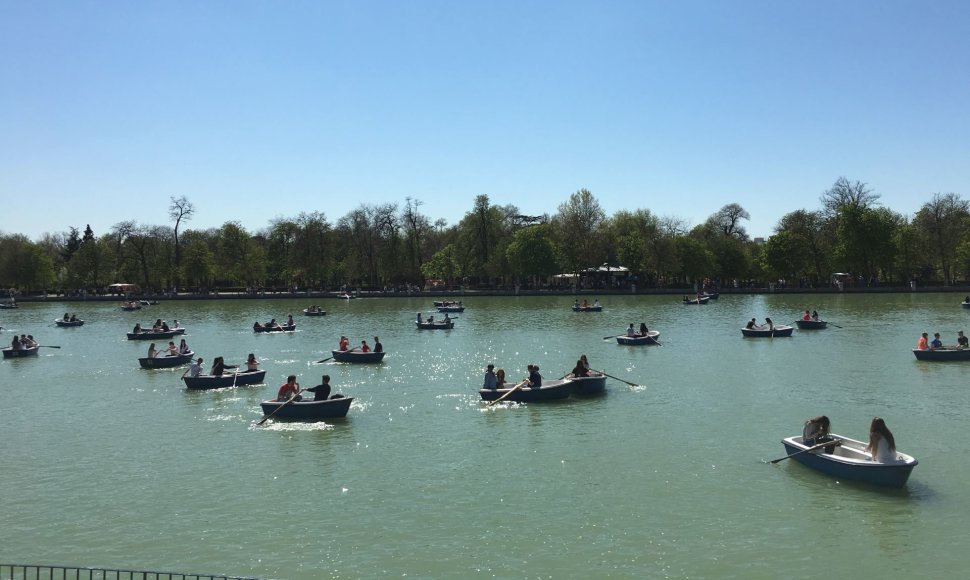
[
  {"xmin": 916, "ymin": 332, "xmax": 929, "ymax": 350},
  {"xmin": 802, "ymin": 310, "xmax": 811, "ymax": 321},
  {"xmin": 360, "ymin": 340, "xmax": 371, "ymax": 353},
  {"xmin": 338, "ymin": 336, "xmax": 349, "ymax": 351},
  {"xmin": 276, "ymin": 375, "xmax": 302, "ymax": 401}
]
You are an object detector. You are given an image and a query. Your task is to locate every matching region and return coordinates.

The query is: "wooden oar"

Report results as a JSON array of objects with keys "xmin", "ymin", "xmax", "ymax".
[
  {"xmin": 602, "ymin": 334, "xmax": 622, "ymax": 341},
  {"xmin": 589, "ymin": 368, "xmax": 639, "ymax": 388},
  {"xmin": 486, "ymin": 380, "xmax": 528, "ymax": 407},
  {"xmin": 316, "ymin": 346, "xmax": 358, "ymax": 364},
  {"xmin": 828, "ymin": 322, "xmax": 844, "ymax": 329},
  {"xmin": 39, "ymin": 345, "xmax": 61, "ymax": 349},
  {"xmin": 645, "ymin": 334, "xmax": 663, "ymax": 347},
  {"xmin": 769, "ymin": 439, "xmax": 841, "ymax": 464},
  {"xmin": 256, "ymin": 389, "xmax": 304, "ymax": 425}
]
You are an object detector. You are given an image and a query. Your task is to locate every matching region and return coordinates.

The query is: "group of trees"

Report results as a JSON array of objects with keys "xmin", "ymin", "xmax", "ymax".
[{"xmin": 2, "ymin": 179, "xmax": 969, "ymax": 294}]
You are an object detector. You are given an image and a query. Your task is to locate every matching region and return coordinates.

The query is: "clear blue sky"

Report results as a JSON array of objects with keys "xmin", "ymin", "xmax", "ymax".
[{"xmin": 2, "ymin": 0, "xmax": 968, "ymax": 241}]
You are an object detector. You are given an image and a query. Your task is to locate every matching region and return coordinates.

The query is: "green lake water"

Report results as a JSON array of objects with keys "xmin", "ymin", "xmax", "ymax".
[{"xmin": 1, "ymin": 293, "xmax": 969, "ymax": 579}]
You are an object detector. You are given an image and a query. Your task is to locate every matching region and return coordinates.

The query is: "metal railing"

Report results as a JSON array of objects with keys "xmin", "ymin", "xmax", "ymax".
[{"xmin": 0, "ymin": 565, "xmax": 261, "ymax": 580}]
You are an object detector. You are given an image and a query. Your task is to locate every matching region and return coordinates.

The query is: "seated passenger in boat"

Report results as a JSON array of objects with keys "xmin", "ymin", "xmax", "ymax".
[
  {"xmin": 373, "ymin": 336, "xmax": 383, "ymax": 353},
  {"xmin": 571, "ymin": 359, "xmax": 589, "ymax": 378},
  {"xmin": 803, "ymin": 310, "xmax": 811, "ymax": 321},
  {"xmin": 416, "ymin": 312, "xmax": 423, "ymax": 323},
  {"xmin": 957, "ymin": 331, "xmax": 968, "ymax": 349},
  {"xmin": 147, "ymin": 343, "xmax": 158, "ymax": 359},
  {"xmin": 495, "ymin": 368, "xmax": 507, "ymax": 389},
  {"xmin": 765, "ymin": 318, "xmax": 774, "ymax": 330},
  {"xmin": 746, "ymin": 318, "xmax": 757, "ymax": 329},
  {"xmin": 63, "ymin": 313, "xmax": 71, "ymax": 321},
  {"xmin": 593, "ymin": 299, "xmax": 600, "ymax": 307},
  {"xmin": 527, "ymin": 364, "xmax": 542, "ymax": 389},
  {"xmin": 626, "ymin": 323, "xmax": 636, "ymax": 337},
  {"xmin": 483, "ymin": 364, "xmax": 497, "ymax": 389},
  {"xmin": 276, "ymin": 375, "xmax": 302, "ymax": 401},
  {"xmin": 210, "ymin": 356, "xmax": 226, "ymax": 376},
  {"xmin": 916, "ymin": 332, "xmax": 929, "ymax": 350},
  {"xmin": 183, "ymin": 357, "xmax": 204, "ymax": 378},
  {"xmin": 866, "ymin": 417, "xmax": 898, "ymax": 463},
  {"xmin": 811, "ymin": 310, "xmax": 819, "ymax": 321},
  {"xmin": 360, "ymin": 340, "xmax": 371, "ymax": 353},
  {"xmin": 179, "ymin": 339, "xmax": 190, "ymax": 354},
  {"xmin": 253, "ymin": 321, "xmax": 263, "ymax": 330},
  {"xmin": 246, "ymin": 353, "xmax": 259, "ymax": 371},
  {"xmin": 306, "ymin": 375, "xmax": 332, "ymax": 401},
  {"xmin": 639, "ymin": 323, "xmax": 649, "ymax": 336},
  {"xmin": 133, "ymin": 323, "xmax": 142, "ymax": 334},
  {"xmin": 338, "ymin": 336, "xmax": 349, "ymax": 351},
  {"xmin": 930, "ymin": 333, "xmax": 943, "ymax": 349}
]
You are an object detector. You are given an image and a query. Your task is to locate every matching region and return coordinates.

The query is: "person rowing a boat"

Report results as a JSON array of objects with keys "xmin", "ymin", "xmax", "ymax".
[
  {"xmin": 746, "ymin": 318, "xmax": 757, "ymax": 329},
  {"xmin": 802, "ymin": 415, "xmax": 835, "ymax": 453},
  {"xmin": 210, "ymin": 356, "xmax": 226, "ymax": 376},
  {"xmin": 571, "ymin": 359, "xmax": 589, "ymax": 378},
  {"xmin": 526, "ymin": 364, "xmax": 542, "ymax": 389},
  {"xmin": 360, "ymin": 340, "xmax": 371, "ymax": 353},
  {"xmin": 276, "ymin": 374, "xmax": 302, "ymax": 402},
  {"xmin": 246, "ymin": 353, "xmax": 259, "ymax": 371},
  {"xmin": 183, "ymin": 357, "xmax": 203, "ymax": 378},
  {"xmin": 957, "ymin": 331, "xmax": 968, "ymax": 349},
  {"xmin": 626, "ymin": 324, "xmax": 636, "ymax": 337},
  {"xmin": 161, "ymin": 341, "xmax": 178, "ymax": 357},
  {"xmin": 338, "ymin": 336, "xmax": 350, "ymax": 351}
]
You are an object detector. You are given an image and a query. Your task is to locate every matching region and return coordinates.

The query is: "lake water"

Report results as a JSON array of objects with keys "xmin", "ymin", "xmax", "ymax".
[{"xmin": 1, "ymin": 293, "xmax": 968, "ymax": 579}]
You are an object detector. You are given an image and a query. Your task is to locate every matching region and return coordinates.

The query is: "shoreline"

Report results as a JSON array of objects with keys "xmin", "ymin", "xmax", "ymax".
[{"xmin": 7, "ymin": 285, "xmax": 970, "ymax": 304}]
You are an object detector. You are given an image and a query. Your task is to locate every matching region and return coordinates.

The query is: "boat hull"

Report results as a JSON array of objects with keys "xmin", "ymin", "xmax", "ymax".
[
  {"xmin": 302, "ymin": 309, "xmax": 327, "ymax": 316},
  {"xmin": 2, "ymin": 346, "xmax": 40, "ymax": 358},
  {"xmin": 572, "ymin": 306, "xmax": 602, "ymax": 312},
  {"xmin": 566, "ymin": 374, "xmax": 606, "ymax": 396},
  {"xmin": 795, "ymin": 320, "xmax": 827, "ymax": 330},
  {"xmin": 479, "ymin": 379, "xmax": 573, "ymax": 403},
  {"xmin": 260, "ymin": 396, "xmax": 353, "ymax": 420},
  {"xmin": 139, "ymin": 351, "xmax": 194, "ymax": 369},
  {"xmin": 912, "ymin": 348, "xmax": 970, "ymax": 361},
  {"xmin": 616, "ymin": 331, "xmax": 661, "ymax": 346},
  {"xmin": 962, "ymin": 301, "xmax": 970, "ymax": 309},
  {"xmin": 127, "ymin": 330, "xmax": 185, "ymax": 340},
  {"xmin": 331, "ymin": 350, "xmax": 386, "ymax": 363},
  {"xmin": 254, "ymin": 324, "xmax": 296, "ymax": 333},
  {"xmin": 780, "ymin": 435, "xmax": 917, "ymax": 488},
  {"xmin": 55, "ymin": 320, "xmax": 85, "ymax": 327},
  {"xmin": 741, "ymin": 326, "xmax": 793, "ymax": 337},
  {"xmin": 182, "ymin": 369, "xmax": 267, "ymax": 389},
  {"xmin": 683, "ymin": 297, "xmax": 709, "ymax": 305},
  {"xmin": 416, "ymin": 321, "xmax": 454, "ymax": 329},
  {"xmin": 436, "ymin": 306, "xmax": 464, "ymax": 313}
]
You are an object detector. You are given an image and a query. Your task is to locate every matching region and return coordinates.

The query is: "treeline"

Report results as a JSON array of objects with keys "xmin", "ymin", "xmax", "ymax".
[{"xmin": 1, "ymin": 178, "xmax": 969, "ymax": 294}]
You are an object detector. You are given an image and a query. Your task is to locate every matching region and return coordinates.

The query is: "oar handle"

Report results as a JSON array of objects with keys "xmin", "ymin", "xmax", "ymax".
[
  {"xmin": 486, "ymin": 380, "xmax": 528, "ymax": 406},
  {"xmin": 770, "ymin": 439, "xmax": 841, "ymax": 463}
]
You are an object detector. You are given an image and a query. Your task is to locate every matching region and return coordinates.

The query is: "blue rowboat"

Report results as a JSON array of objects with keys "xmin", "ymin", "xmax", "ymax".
[
  {"xmin": 794, "ymin": 319, "xmax": 827, "ymax": 330},
  {"xmin": 331, "ymin": 350, "xmax": 386, "ymax": 363},
  {"xmin": 182, "ymin": 369, "xmax": 266, "ymax": 390},
  {"xmin": 139, "ymin": 351, "xmax": 194, "ymax": 369},
  {"xmin": 54, "ymin": 319, "xmax": 85, "ymax": 327},
  {"xmin": 779, "ymin": 434, "xmax": 917, "ymax": 488},
  {"xmin": 253, "ymin": 323, "xmax": 296, "ymax": 333},
  {"xmin": 127, "ymin": 329, "xmax": 185, "ymax": 340},
  {"xmin": 616, "ymin": 331, "xmax": 661, "ymax": 346},
  {"xmin": 259, "ymin": 396, "xmax": 353, "ymax": 421},
  {"xmin": 2, "ymin": 346, "xmax": 40, "ymax": 358},
  {"xmin": 741, "ymin": 325, "xmax": 793, "ymax": 337},
  {"xmin": 436, "ymin": 305, "xmax": 465, "ymax": 313},
  {"xmin": 302, "ymin": 309, "xmax": 327, "ymax": 316},
  {"xmin": 572, "ymin": 305, "xmax": 602, "ymax": 312},
  {"xmin": 479, "ymin": 379, "xmax": 573, "ymax": 403},
  {"xmin": 912, "ymin": 347, "xmax": 970, "ymax": 361},
  {"xmin": 416, "ymin": 320, "xmax": 454, "ymax": 330}
]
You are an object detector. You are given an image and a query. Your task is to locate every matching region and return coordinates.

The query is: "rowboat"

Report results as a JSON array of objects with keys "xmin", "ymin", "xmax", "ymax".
[
  {"xmin": 779, "ymin": 434, "xmax": 918, "ymax": 488},
  {"xmin": 962, "ymin": 301, "xmax": 970, "ymax": 309},
  {"xmin": 433, "ymin": 301, "xmax": 461, "ymax": 307},
  {"xmin": 416, "ymin": 320, "xmax": 454, "ymax": 330},
  {"xmin": 912, "ymin": 347, "xmax": 970, "ymax": 361},
  {"xmin": 54, "ymin": 319, "xmax": 85, "ymax": 327},
  {"xmin": 253, "ymin": 323, "xmax": 296, "ymax": 333},
  {"xmin": 331, "ymin": 350, "xmax": 386, "ymax": 363},
  {"xmin": 120, "ymin": 303, "xmax": 141, "ymax": 311},
  {"xmin": 338, "ymin": 294, "xmax": 356, "ymax": 300},
  {"xmin": 182, "ymin": 369, "xmax": 267, "ymax": 390},
  {"xmin": 127, "ymin": 329, "xmax": 185, "ymax": 340},
  {"xmin": 2, "ymin": 345, "xmax": 40, "ymax": 358},
  {"xmin": 564, "ymin": 372, "xmax": 607, "ymax": 396},
  {"xmin": 479, "ymin": 379, "xmax": 573, "ymax": 403},
  {"xmin": 259, "ymin": 396, "xmax": 354, "ymax": 421},
  {"xmin": 701, "ymin": 292, "xmax": 720, "ymax": 300},
  {"xmin": 139, "ymin": 351, "xmax": 194, "ymax": 369},
  {"xmin": 616, "ymin": 331, "xmax": 661, "ymax": 346},
  {"xmin": 436, "ymin": 305, "xmax": 464, "ymax": 313},
  {"xmin": 572, "ymin": 305, "xmax": 602, "ymax": 312},
  {"xmin": 302, "ymin": 308, "xmax": 327, "ymax": 316},
  {"xmin": 683, "ymin": 297, "xmax": 709, "ymax": 305},
  {"xmin": 794, "ymin": 319, "xmax": 828, "ymax": 330},
  {"xmin": 741, "ymin": 325, "xmax": 793, "ymax": 337},
  {"xmin": 0, "ymin": 301, "xmax": 17, "ymax": 309}
]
